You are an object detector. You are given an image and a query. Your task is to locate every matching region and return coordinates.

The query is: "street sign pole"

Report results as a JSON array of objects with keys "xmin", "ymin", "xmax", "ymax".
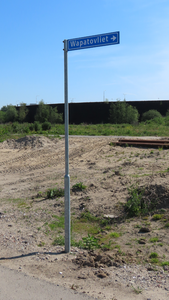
[
  {"xmin": 63, "ymin": 31, "xmax": 120, "ymax": 253},
  {"xmin": 63, "ymin": 39, "xmax": 70, "ymax": 253}
]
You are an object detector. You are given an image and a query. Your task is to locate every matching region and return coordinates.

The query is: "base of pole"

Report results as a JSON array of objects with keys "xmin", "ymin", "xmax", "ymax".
[{"xmin": 64, "ymin": 174, "xmax": 70, "ymax": 253}]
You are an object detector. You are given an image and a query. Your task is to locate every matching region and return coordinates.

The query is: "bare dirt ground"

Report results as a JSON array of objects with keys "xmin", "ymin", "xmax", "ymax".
[{"xmin": 0, "ymin": 135, "xmax": 169, "ymax": 300}]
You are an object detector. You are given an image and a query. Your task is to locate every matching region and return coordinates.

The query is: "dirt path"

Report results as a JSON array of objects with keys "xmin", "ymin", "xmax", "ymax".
[{"xmin": 0, "ymin": 135, "xmax": 169, "ymax": 299}]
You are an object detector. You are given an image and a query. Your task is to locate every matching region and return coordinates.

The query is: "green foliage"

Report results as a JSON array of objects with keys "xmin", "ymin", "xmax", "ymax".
[
  {"xmin": 161, "ymin": 261, "xmax": 169, "ymax": 266},
  {"xmin": 109, "ymin": 99, "xmax": 139, "ymax": 124},
  {"xmin": 49, "ymin": 215, "xmax": 64, "ymax": 230},
  {"xmin": 1, "ymin": 106, "xmax": 8, "ymax": 112},
  {"xmin": 47, "ymin": 187, "xmax": 64, "ymax": 199},
  {"xmin": 35, "ymin": 100, "xmax": 63, "ymax": 124},
  {"xmin": 110, "ymin": 232, "xmax": 120, "ymax": 238},
  {"xmin": 42, "ymin": 121, "xmax": 51, "ymax": 131},
  {"xmin": 18, "ymin": 103, "xmax": 28, "ymax": 123},
  {"xmin": 72, "ymin": 182, "xmax": 86, "ymax": 192},
  {"xmin": 12, "ymin": 122, "xmax": 20, "ymax": 133},
  {"xmin": 0, "ymin": 111, "xmax": 5, "ymax": 123},
  {"xmin": 52, "ymin": 235, "xmax": 65, "ymax": 246},
  {"xmin": 49, "ymin": 107, "xmax": 63, "ymax": 124},
  {"xmin": 142, "ymin": 110, "xmax": 162, "ymax": 122},
  {"xmin": 34, "ymin": 121, "xmax": 41, "ymax": 132},
  {"xmin": 152, "ymin": 214, "xmax": 163, "ymax": 221},
  {"xmin": 35, "ymin": 100, "xmax": 50, "ymax": 123},
  {"xmin": 125, "ymin": 185, "xmax": 145, "ymax": 217},
  {"xmin": 29, "ymin": 123, "xmax": 34, "ymax": 131},
  {"xmin": 132, "ymin": 286, "xmax": 142, "ymax": 294},
  {"xmin": 81, "ymin": 234, "xmax": 99, "ymax": 250},
  {"xmin": 149, "ymin": 237, "xmax": 159, "ymax": 243},
  {"xmin": 5, "ymin": 105, "xmax": 18, "ymax": 122},
  {"xmin": 80, "ymin": 211, "xmax": 98, "ymax": 222},
  {"xmin": 149, "ymin": 252, "xmax": 158, "ymax": 258},
  {"xmin": 150, "ymin": 258, "xmax": 159, "ymax": 263}
]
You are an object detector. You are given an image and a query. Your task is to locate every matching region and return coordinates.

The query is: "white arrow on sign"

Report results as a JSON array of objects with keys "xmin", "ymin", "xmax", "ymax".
[{"xmin": 111, "ymin": 35, "xmax": 117, "ymax": 41}]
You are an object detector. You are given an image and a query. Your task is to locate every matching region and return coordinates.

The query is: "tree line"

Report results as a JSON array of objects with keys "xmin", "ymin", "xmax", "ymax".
[
  {"xmin": 0, "ymin": 100, "xmax": 63, "ymax": 125},
  {"xmin": 0, "ymin": 99, "xmax": 167, "ymax": 125}
]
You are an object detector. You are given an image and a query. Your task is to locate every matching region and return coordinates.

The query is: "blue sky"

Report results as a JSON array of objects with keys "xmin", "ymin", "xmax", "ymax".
[{"xmin": 0, "ymin": 0, "xmax": 169, "ymax": 108}]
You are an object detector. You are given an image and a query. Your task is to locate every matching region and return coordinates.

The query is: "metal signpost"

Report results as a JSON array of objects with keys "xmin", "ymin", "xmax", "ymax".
[{"xmin": 63, "ymin": 31, "xmax": 120, "ymax": 253}]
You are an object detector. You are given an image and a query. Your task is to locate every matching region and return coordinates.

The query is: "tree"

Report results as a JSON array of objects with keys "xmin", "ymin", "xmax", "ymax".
[
  {"xmin": 1, "ymin": 106, "xmax": 8, "ymax": 112},
  {"xmin": 35, "ymin": 100, "xmax": 63, "ymax": 123},
  {"xmin": 35, "ymin": 100, "xmax": 50, "ymax": 123},
  {"xmin": 109, "ymin": 99, "xmax": 139, "ymax": 124},
  {"xmin": 18, "ymin": 103, "xmax": 29, "ymax": 123},
  {"xmin": 126, "ymin": 105, "xmax": 139, "ymax": 124},
  {"xmin": 141, "ymin": 110, "xmax": 162, "ymax": 122},
  {"xmin": 49, "ymin": 106, "xmax": 63, "ymax": 124},
  {"xmin": 0, "ymin": 111, "xmax": 5, "ymax": 123},
  {"xmin": 5, "ymin": 105, "xmax": 18, "ymax": 122}
]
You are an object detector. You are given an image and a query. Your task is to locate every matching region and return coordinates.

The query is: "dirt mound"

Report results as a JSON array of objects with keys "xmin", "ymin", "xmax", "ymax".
[
  {"xmin": 0, "ymin": 135, "xmax": 57, "ymax": 150},
  {"xmin": 72, "ymin": 251, "xmax": 125, "ymax": 268},
  {"xmin": 144, "ymin": 184, "xmax": 169, "ymax": 209}
]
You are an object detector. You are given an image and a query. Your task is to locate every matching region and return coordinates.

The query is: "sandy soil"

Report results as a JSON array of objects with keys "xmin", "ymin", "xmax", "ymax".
[{"xmin": 0, "ymin": 135, "xmax": 169, "ymax": 300}]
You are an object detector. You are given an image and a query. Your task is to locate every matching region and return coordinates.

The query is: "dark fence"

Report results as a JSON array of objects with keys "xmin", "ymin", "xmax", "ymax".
[{"xmin": 24, "ymin": 100, "xmax": 169, "ymax": 124}]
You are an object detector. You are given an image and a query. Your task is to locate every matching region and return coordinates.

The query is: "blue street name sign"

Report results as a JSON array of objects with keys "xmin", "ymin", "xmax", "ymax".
[{"xmin": 67, "ymin": 31, "xmax": 120, "ymax": 51}]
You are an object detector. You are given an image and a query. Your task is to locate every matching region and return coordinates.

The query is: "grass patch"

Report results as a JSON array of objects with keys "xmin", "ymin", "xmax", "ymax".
[
  {"xmin": 161, "ymin": 261, "xmax": 169, "ymax": 266},
  {"xmin": 110, "ymin": 232, "xmax": 120, "ymax": 238},
  {"xmin": 149, "ymin": 237, "xmax": 159, "ymax": 243},
  {"xmin": 52, "ymin": 235, "xmax": 65, "ymax": 246},
  {"xmin": 150, "ymin": 258, "xmax": 159, "ymax": 264},
  {"xmin": 2, "ymin": 121, "xmax": 169, "ymax": 141},
  {"xmin": 48, "ymin": 215, "xmax": 64, "ymax": 230}
]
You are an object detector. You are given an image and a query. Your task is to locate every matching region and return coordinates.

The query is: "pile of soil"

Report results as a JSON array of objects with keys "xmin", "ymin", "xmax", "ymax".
[{"xmin": 0, "ymin": 135, "xmax": 57, "ymax": 149}]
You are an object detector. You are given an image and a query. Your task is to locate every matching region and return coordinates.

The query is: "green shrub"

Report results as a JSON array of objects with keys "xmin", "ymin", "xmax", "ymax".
[
  {"xmin": 125, "ymin": 185, "xmax": 145, "ymax": 217},
  {"xmin": 0, "ymin": 111, "xmax": 5, "ymax": 123},
  {"xmin": 29, "ymin": 123, "xmax": 34, "ymax": 131},
  {"xmin": 152, "ymin": 214, "xmax": 163, "ymax": 221},
  {"xmin": 109, "ymin": 99, "xmax": 139, "ymax": 124},
  {"xmin": 35, "ymin": 100, "xmax": 63, "ymax": 124},
  {"xmin": 47, "ymin": 187, "xmax": 64, "ymax": 199},
  {"xmin": 12, "ymin": 122, "xmax": 20, "ymax": 133},
  {"xmin": 42, "ymin": 121, "xmax": 51, "ymax": 131},
  {"xmin": 149, "ymin": 252, "xmax": 158, "ymax": 258},
  {"xmin": 72, "ymin": 182, "xmax": 86, "ymax": 192},
  {"xmin": 18, "ymin": 103, "xmax": 28, "ymax": 123},
  {"xmin": 34, "ymin": 121, "xmax": 41, "ymax": 132},
  {"xmin": 21, "ymin": 123, "xmax": 29, "ymax": 134},
  {"xmin": 5, "ymin": 105, "xmax": 18, "ymax": 122},
  {"xmin": 142, "ymin": 110, "xmax": 162, "ymax": 122},
  {"xmin": 81, "ymin": 234, "xmax": 99, "ymax": 250}
]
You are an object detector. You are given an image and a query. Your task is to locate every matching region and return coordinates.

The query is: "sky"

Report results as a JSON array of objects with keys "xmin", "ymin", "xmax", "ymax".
[{"xmin": 0, "ymin": 0, "xmax": 169, "ymax": 108}]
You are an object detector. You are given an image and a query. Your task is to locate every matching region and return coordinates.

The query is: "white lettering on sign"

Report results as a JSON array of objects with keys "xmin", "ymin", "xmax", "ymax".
[{"xmin": 69, "ymin": 35, "xmax": 114, "ymax": 49}]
